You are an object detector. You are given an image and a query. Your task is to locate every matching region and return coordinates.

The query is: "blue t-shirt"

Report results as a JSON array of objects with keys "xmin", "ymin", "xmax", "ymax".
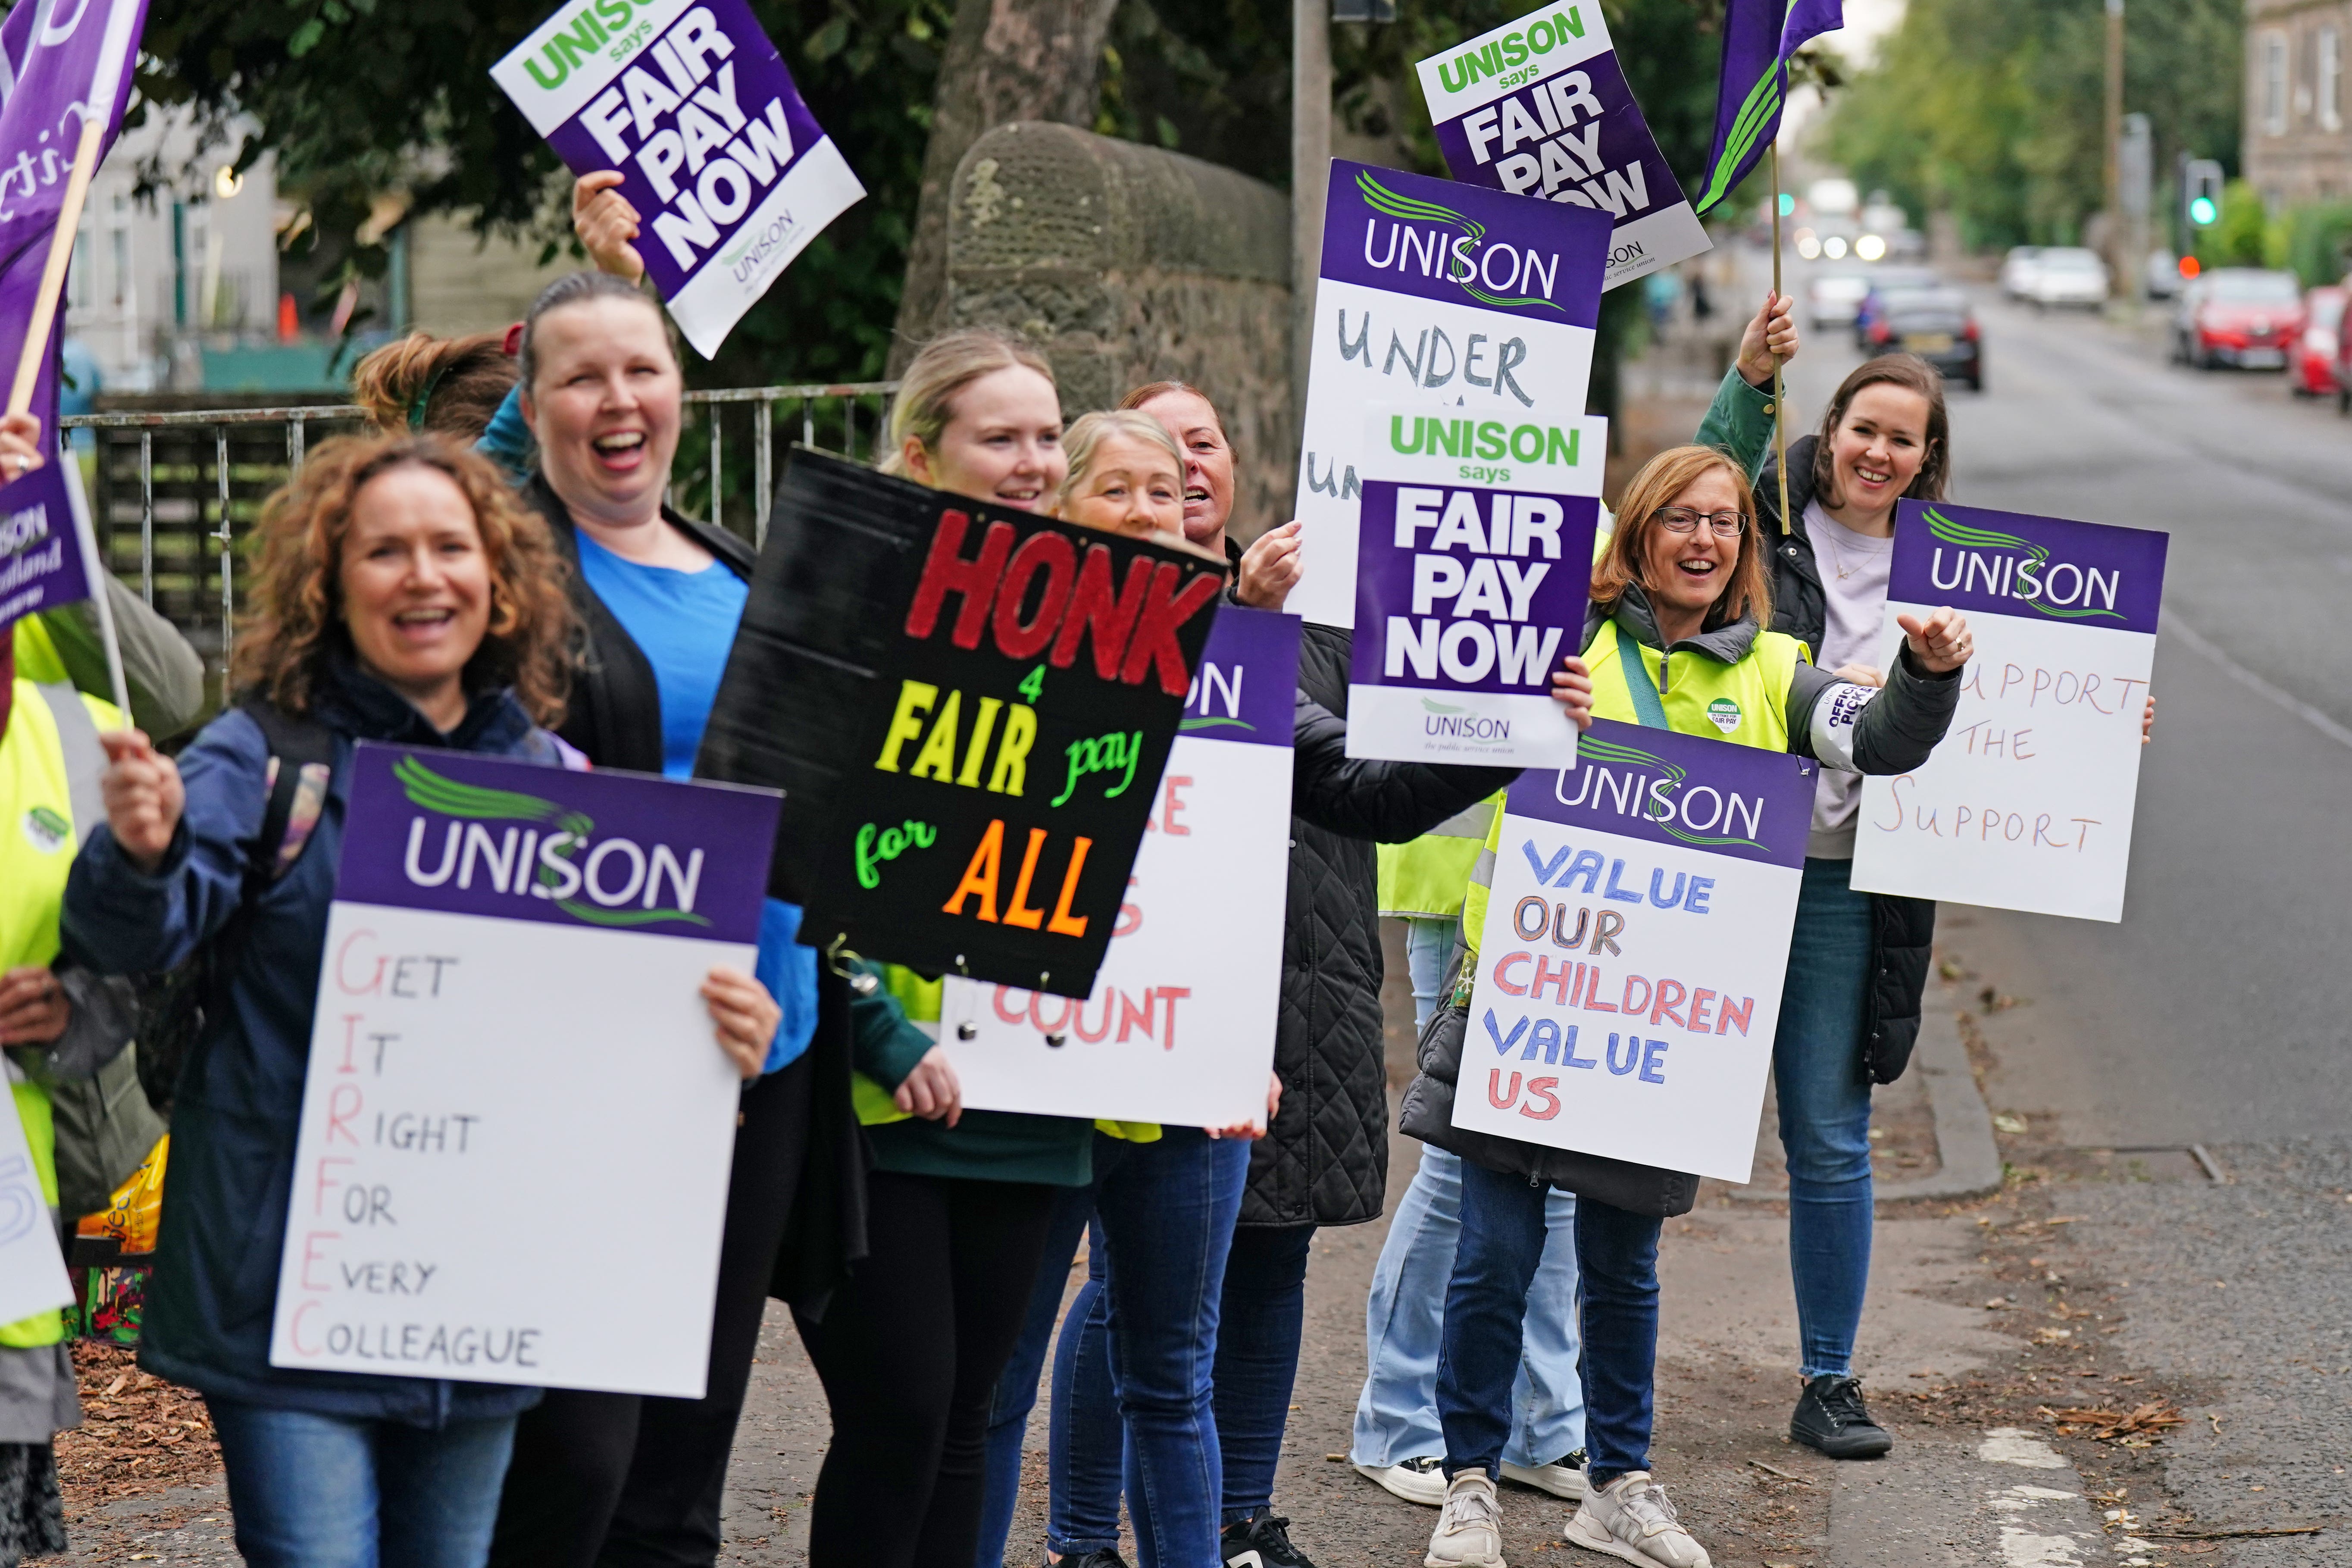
[
  {"xmin": 573, "ymin": 528, "xmax": 816, "ymax": 1072},
  {"xmin": 572, "ymin": 530, "xmax": 750, "ymax": 781}
]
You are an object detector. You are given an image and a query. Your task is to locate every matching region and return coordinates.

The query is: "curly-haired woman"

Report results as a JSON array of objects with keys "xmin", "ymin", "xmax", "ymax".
[{"xmin": 59, "ymin": 432, "xmax": 782, "ymax": 1568}]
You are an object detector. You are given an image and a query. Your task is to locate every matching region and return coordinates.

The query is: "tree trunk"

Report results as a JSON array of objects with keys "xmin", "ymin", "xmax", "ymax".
[{"xmin": 888, "ymin": 0, "xmax": 1120, "ymax": 372}]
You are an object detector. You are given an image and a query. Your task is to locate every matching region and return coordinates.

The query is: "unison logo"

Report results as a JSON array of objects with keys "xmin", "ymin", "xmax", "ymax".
[
  {"xmin": 1924, "ymin": 507, "xmax": 2124, "ymax": 623},
  {"xmin": 1355, "ymin": 172, "xmax": 1566, "ymax": 314},
  {"xmin": 393, "ymin": 756, "xmax": 710, "ymax": 927},
  {"xmin": 1432, "ymin": 7, "xmax": 1586, "ymax": 95},
  {"xmin": 1558, "ymin": 735, "xmax": 1765, "ymax": 850},
  {"xmin": 1420, "ymin": 696, "xmax": 1515, "ymax": 745}
]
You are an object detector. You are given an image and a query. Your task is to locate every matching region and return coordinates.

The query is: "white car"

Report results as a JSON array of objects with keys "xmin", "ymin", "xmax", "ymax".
[
  {"xmin": 1806, "ymin": 271, "xmax": 1873, "ymax": 330},
  {"xmin": 2022, "ymin": 247, "xmax": 2110, "ymax": 308},
  {"xmin": 1999, "ymin": 247, "xmax": 2043, "ymax": 299}
]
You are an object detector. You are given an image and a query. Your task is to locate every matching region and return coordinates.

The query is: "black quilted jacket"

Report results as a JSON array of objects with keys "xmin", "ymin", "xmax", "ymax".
[{"xmin": 1242, "ymin": 624, "xmax": 1519, "ymax": 1229}]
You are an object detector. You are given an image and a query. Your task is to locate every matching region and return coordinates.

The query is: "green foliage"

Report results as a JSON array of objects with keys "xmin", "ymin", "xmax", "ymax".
[
  {"xmin": 1825, "ymin": 0, "xmax": 2242, "ymax": 252},
  {"xmin": 2280, "ymin": 202, "xmax": 2352, "ymax": 287},
  {"xmin": 2209, "ymin": 178, "xmax": 2271, "ymax": 268}
]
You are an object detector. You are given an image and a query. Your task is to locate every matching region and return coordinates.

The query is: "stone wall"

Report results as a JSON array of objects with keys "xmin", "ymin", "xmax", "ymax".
[{"xmin": 943, "ymin": 121, "xmax": 1297, "ymax": 538}]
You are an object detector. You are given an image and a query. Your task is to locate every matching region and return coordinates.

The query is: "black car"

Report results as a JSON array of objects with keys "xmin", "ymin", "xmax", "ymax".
[
  {"xmin": 1863, "ymin": 286, "xmax": 1982, "ymax": 390},
  {"xmin": 1850, "ymin": 266, "xmax": 1943, "ymax": 349}
]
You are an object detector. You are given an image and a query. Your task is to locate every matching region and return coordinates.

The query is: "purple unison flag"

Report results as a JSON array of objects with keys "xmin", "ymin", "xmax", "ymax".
[
  {"xmin": 0, "ymin": 0, "xmax": 149, "ymax": 434},
  {"xmin": 491, "ymin": 0, "xmax": 864, "ymax": 361},
  {"xmin": 1691, "ymin": 0, "xmax": 1843, "ymax": 216},
  {"xmin": 0, "ymin": 457, "xmax": 90, "ymax": 630}
]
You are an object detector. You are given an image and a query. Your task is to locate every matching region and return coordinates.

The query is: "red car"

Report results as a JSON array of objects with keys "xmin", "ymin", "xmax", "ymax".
[
  {"xmin": 2294, "ymin": 286, "xmax": 2346, "ymax": 396},
  {"xmin": 2171, "ymin": 268, "xmax": 2305, "ymax": 370}
]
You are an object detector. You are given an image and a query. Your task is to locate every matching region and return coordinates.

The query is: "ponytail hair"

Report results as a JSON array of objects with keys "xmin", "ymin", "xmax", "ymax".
[{"xmin": 880, "ymin": 329, "xmax": 1057, "ymax": 478}]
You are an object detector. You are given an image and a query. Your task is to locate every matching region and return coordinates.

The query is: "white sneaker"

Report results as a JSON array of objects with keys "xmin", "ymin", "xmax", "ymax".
[
  {"xmin": 1501, "ymin": 1449, "xmax": 1588, "ymax": 1500},
  {"xmin": 1563, "ymin": 1471, "xmax": 1711, "ymax": 1568},
  {"xmin": 1356, "ymin": 1454, "xmax": 1448, "ymax": 1505},
  {"xmin": 1425, "ymin": 1468, "xmax": 1508, "ymax": 1568}
]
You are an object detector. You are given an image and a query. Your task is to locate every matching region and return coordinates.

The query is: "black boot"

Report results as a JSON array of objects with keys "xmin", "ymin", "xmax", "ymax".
[
  {"xmin": 1790, "ymin": 1373, "xmax": 1894, "ymax": 1458},
  {"xmin": 1222, "ymin": 1512, "xmax": 1319, "ymax": 1567}
]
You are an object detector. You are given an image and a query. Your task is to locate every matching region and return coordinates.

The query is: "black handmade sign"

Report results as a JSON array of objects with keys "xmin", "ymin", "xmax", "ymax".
[{"xmin": 697, "ymin": 450, "xmax": 1226, "ymax": 997}]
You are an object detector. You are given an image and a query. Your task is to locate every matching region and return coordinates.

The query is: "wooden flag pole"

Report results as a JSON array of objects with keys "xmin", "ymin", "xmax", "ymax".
[
  {"xmin": 6, "ymin": 113, "xmax": 106, "ymax": 418},
  {"xmin": 1770, "ymin": 142, "xmax": 1790, "ymax": 537}
]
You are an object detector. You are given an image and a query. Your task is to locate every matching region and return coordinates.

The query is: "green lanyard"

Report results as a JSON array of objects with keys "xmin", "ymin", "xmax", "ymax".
[{"xmin": 1616, "ymin": 623, "xmax": 1673, "ymax": 731}]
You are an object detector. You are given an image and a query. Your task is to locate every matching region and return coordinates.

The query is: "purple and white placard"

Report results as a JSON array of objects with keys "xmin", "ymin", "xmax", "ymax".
[
  {"xmin": 1415, "ymin": 4, "xmax": 1711, "ymax": 291},
  {"xmin": 271, "ymin": 745, "xmax": 780, "ymax": 1396},
  {"xmin": 0, "ymin": 459, "xmax": 93, "ymax": 632},
  {"xmin": 938, "ymin": 607, "xmax": 1299, "ymax": 1128},
  {"xmin": 492, "ymin": 0, "xmax": 865, "ymax": 360},
  {"xmin": 1289, "ymin": 159, "xmax": 1611, "ymax": 629},
  {"xmin": 1852, "ymin": 501, "xmax": 2170, "ymax": 923},
  {"xmin": 1452, "ymin": 719, "xmax": 1814, "ymax": 1181},
  {"xmin": 1347, "ymin": 402, "xmax": 1606, "ymax": 766}
]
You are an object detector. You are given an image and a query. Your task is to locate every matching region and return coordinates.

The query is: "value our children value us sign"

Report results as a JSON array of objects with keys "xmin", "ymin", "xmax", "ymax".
[
  {"xmin": 1415, "ymin": 3, "xmax": 1711, "ymax": 291},
  {"xmin": 1289, "ymin": 160, "xmax": 1611, "ymax": 629},
  {"xmin": 1851, "ymin": 501, "xmax": 2168, "ymax": 923},
  {"xmin": 937, "ymin": 607, "xmax": 1300, "ymax": 1128},
  {"xmin": 269, "ymin": 746, "xmax": 780, "ymax": 1397},
  {"xmin": 492, "ymin": 0, "xmax": 864, "ymax": 359},
  {"xmin": 1453, "ymin": 720, "xmax": 1814, "ymax": 1182},
  {"xmin": 1347, "ymin": 404, "xmax": 1606, "ymax": 767}
]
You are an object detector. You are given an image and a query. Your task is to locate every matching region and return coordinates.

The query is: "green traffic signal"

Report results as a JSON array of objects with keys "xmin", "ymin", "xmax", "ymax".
[{"xmin": 2188, "ymin": 195, "xmax": 2218, "ymax": 225}]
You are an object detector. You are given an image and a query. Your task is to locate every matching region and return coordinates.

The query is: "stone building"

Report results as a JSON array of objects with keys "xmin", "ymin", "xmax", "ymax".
[{"xmin": 2245, "ymin": 0, "xmax": 2352, "ymax": 206}]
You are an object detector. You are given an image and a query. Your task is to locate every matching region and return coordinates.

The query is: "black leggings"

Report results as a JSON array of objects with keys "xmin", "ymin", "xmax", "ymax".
[
  {"xmin": 488, "ymin": 1053, "xmax": 814, "ymax": 1568},
  {"xmin": 791, "ymin": 1169, "xmax": 1057, "ymax": 1568}
]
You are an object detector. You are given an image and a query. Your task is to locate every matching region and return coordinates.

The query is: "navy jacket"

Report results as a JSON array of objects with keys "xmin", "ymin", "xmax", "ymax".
[{"xmin": 63, "ymin": 660, "xmax": 562, "ymax": 1424}]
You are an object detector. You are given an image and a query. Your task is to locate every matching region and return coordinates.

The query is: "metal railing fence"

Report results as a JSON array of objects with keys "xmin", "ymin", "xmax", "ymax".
[{"xmin": 59, "ymin": 381, "xmax": 897, "ymax": 701}]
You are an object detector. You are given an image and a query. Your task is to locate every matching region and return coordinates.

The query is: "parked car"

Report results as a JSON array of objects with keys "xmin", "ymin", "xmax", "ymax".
[
  {"xmin": 1999, "ymin": 247, "xmax": 2044, "ymax": 299},
  {"xmin": 2144, "ymin": 250, "xmax": 2183, "ymax": 301},
  {"xmin": 2020, "ymin": 247, "xmax": 2110, "ymax": 308},
  {"xmin": 1806, "ymin": 270, "xmax": 1873, "ymax": 330},
  {"xmin": 2292, "ymin": 285, "xmax": 2346, "ymax": 396},
  {"xmin": 1862, "ymin": 286, "xmax": 1983, "ymax": 391},
  {"xmin": 1852, "ymin": 266, "xmax": 1943, "ymax": 348},
  {"xmin": 2173, "ymin": 268, "xmax": 2305, "ymax": 369}
]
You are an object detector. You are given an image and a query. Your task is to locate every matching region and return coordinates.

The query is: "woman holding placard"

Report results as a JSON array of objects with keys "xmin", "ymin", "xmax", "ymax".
[
  {"xmin": 480, "ymin": 269, "xmax": 838, "ymax": 1568},
  {"xmin": 61, "ymin": 432, "xmax": 786, "ymax": 1568},
  {"xmin": 1405, "ymin": 443, "xmax": 1973, "ymax": 1568}
]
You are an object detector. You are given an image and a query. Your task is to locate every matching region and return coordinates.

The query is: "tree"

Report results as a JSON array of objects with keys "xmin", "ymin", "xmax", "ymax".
[
  {"xmin": 887, "ymin": 0, "xmax": 1120, "ymax": 368},
  {"xmin": 1824, "ymin": 0, "xmax": 2242, "ymax": 252}
]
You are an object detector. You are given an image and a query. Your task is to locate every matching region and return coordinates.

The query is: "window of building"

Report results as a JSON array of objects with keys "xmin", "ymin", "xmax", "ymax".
[
  {"xmin": 2322, "ymin": 27, "xmax": 2343, "ymax": 132},
  {"xmin": 2265, "ymin": 31, "xmax": 2290, "ymax": 135}
]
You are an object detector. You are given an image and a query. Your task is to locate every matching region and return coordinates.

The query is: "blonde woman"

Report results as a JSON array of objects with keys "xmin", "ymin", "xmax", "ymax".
[{"xmin": 1051, "ymin": 410, "xmax": 1187, "ymax": 541}]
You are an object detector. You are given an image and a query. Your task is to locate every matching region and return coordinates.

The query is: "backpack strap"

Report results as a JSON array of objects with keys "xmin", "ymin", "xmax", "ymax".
[
  {"xmin": 238, "ymin": 698, "xmax": 339, "ymax": 887},
  {"xmin": 1613, "ymin": 623, "xmax": 1674, "ymax": 732}
]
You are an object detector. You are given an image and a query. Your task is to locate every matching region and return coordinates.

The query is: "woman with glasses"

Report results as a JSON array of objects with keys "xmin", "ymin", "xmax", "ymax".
[{"xmin": 1405, "ymin": 443, "xmax": 1973, "ymax": 1568}]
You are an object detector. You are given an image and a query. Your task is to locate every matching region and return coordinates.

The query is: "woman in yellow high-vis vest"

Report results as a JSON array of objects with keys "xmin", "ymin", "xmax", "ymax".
[
  {"xmin": 0, "ymin": 627, "xmax": 135, "ymax": 1567},
  {"xmin": 1406, "ymin": 443, "xmax": 1973, "ymax": 1568}
]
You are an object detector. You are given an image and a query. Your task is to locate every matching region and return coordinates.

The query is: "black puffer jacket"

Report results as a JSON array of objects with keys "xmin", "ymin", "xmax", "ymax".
[
  {"xmin": 1756, "ymin": 436, "xmax": 1940, "ymax": 1085},
  {"xmin": 1243, "ymin": 623, "xmax": 1518, "ymax": 1228}
]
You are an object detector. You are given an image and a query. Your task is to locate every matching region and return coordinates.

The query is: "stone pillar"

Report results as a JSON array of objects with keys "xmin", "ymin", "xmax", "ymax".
[{"xmin": 943, "ymin": 121, "xmax": 1298, "ymax": 539}]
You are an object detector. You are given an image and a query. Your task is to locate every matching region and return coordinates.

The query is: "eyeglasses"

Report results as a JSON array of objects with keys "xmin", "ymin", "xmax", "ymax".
[{"xmin": 1651, "ymin": 506, "xmax": 1750, "ymax": 538}]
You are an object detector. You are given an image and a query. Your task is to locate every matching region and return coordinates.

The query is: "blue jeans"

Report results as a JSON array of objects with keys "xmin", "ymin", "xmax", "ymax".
[
  {"xmin": 1774, "ymin": 858, "xmax": 1878, "ymax": 1378},
  {"xmin": 1352, "ymin": 1144, "xmax": 1585, "ymax": 1470},
  {"xmin": 976, "ymin": 1128, "xmax": 1250, "ymax": 1568},
  {"xmin": 1213, "ymin": 1222, "xmax": 1314, "ymax": 1523},
  {"xmin": 1436, "ymin": 1160, "xmax": 1661, "ymax": 1488},
  {"xmin": 207, "ymin": 1399, "xmax": 519, "ymax": 1568},
  {"xmin": 1404, "ymin": 916, "xmax": 1456, "ymax": 1036}
]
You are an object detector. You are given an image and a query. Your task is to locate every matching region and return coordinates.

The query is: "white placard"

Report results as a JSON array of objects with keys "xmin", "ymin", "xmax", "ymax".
[
  {"xmin": 0, "ymin": 1075, "xmax": 73, "ymax": 1327},
  {"xmin": 1850, "ymin": 501, "xmax": 2169, "ymax": 923},
  {"xmin": 936, "ymin": 610, "xmax": 1299, "ymax": 1128},
  {"xmin": 1449, "ymin": 723, "xmax": 1814, "ymax": 1182}
]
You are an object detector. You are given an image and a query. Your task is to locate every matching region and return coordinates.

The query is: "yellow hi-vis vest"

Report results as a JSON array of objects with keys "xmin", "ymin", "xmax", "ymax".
[
  {"xmin": 1377, "ymin": 795, "xmax": 1501, "ymax": 921},
  {"xmin": 2, "ymin": 677, "xmax": 119, "ymax": 1348},
  {"xmin": 1456, "ymin": 619, "xmax": 1805, "ymax": 958}
]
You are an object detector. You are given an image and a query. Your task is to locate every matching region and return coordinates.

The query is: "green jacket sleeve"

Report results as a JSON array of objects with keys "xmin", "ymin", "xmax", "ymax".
[
  {"xmin": 33, "ymin": 576, "xmax": 206, "ymax": 739},
  {"xmin": 847, "ymin": 961, "xmax": 935, "ymax": 1090},
  {"xmin": 1692, "ymin": 366, "xmax": 1780, "ymax": 481}
]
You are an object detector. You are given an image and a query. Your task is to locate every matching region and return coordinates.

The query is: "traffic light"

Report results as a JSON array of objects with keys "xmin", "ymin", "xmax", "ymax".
[{"xmin": 2184, "ymin": 159, "xmax": 2224, "ymax": 228}]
